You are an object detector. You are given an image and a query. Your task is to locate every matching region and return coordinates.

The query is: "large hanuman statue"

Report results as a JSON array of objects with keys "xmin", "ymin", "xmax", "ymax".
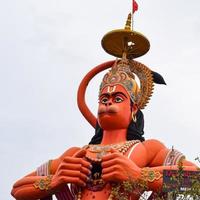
[{"xmin": 11, "ymin": 11, "xmax": 198, "ymax": 200}]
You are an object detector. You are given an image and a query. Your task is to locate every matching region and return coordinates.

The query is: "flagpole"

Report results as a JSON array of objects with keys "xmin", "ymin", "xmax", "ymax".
[{"xmin": 132, "ymin": 0, "xmax": 134, "ymax": 31}]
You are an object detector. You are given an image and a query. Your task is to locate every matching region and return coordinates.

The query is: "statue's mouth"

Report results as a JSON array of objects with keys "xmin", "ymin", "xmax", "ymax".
[{"xmin": 98, "ymin": 110, "xmax": 117, "ymax": 115}]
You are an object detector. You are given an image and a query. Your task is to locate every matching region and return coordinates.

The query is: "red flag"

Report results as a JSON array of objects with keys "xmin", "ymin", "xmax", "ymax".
[{"xmin": 132, "ymin": 0, "xmax": 138, "ymax": 13}]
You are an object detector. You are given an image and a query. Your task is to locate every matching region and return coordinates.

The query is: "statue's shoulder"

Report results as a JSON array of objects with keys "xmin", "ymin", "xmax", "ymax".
[
  {"xmin": 142, "ymin": 139, "xmax": 166, "ymax": 148},
  {"xmin": 142, "ymin": 139, "xmax": 169, "ymax": 166},
  {"xmin": 59, "ymin": 146, "xmax": 81, "ymax": 159}
]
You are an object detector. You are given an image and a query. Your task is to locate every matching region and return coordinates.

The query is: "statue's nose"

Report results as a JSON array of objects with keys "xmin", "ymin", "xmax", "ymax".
[{"xmin": 105, "ymin": 99, "xmax": 112, "ymax": 106}]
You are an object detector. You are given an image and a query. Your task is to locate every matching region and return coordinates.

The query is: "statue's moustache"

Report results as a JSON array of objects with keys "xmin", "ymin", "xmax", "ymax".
[{"xmin": 98, "ymin": 105, "xmax": 119, "ymax": 115}]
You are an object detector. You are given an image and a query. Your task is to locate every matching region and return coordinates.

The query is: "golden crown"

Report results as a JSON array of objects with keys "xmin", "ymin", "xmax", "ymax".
[{"xmin": 99, "ymin": 53, "xmax": 154, "ymax": 109}]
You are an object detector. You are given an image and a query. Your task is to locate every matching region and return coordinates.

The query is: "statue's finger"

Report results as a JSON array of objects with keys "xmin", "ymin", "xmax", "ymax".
[
  {"xmin": 60, "ymin": 176, "xmax": 86, "ymax": 187},
  {"xmin": 63, "ymin": 157, "xmax": 91, "ymax": 169},
  {"xmin": 102, "ymin": 172, "xmax": 119, "ymax": 182},
  {"xmin": 58, "ymin": 170, "xmax": 88, "ymax": 182},
  {"xmin": 58, "ymin": 163, "xmax": 91, "ymax": 175},
  {"xmin": 102, "ymin": 165, "xmax": 119, "ymax": 175},
  {"xmin": 102, "ymin": 151, "xmax": 120, "ymax": 162},
  {"xmin": 102, "ymin": 158, "xmax": 120, "ymax": 168}
]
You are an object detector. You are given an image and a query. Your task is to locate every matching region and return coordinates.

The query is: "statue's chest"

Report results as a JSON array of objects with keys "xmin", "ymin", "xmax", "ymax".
[{"xmin": 82, "ymin": 140, "xmax": 139, "ymax": 192}]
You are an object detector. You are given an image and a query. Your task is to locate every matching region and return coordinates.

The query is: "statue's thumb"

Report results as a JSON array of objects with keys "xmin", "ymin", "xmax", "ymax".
[{"xmin": 73, "ymin": 149, "xmax": 87, "ymax": 158}]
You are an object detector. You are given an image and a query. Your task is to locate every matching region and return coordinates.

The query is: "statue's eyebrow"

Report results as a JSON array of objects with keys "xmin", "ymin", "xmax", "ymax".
[
  {"xmin": 113, "ymin": 92, "xmax": 128, "ymax": 99},
  {"xmin": 100, "ymin": 92, "xmax": 128, "ymax": 99}
]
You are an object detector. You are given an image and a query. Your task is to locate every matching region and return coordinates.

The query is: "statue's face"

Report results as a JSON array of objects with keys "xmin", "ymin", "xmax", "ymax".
[{"xmin": 97, "ymin": 84, "xmax": 133, "ymax": 130}]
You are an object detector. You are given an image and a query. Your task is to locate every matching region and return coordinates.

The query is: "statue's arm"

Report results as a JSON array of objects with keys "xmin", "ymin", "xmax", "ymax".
[
  {"xmin": 142, "ymin": 139, "xmax": 198, "ymax": 192},
  {"xmin": 11, "ymin": 147, "xmax": 91, "ymax": 200},
  {"xmin": 101, "ymin": 140, "xmax": 198, "ymax": 194},
  {"xmin": 11, "ymin": 173, "xmax": 55, "ymax": 200},
  {"xmin": 140, "ymin": 165, "xmax": 198, "ymax": 192}
]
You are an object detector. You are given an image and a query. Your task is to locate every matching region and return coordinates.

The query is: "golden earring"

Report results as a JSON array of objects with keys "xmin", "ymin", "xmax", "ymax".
[{"xmin": 132, "ymin": 112, "xmax": 137, "ymax": 123}]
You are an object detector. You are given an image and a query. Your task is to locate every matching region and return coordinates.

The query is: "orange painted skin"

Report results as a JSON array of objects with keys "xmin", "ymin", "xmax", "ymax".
[{"xmin": 11, "ymin": 84, "xmax": 197, "ymax": 200}]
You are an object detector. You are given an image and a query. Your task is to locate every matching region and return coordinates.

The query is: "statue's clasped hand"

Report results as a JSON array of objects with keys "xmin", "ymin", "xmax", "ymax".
[
  {"xmin": 52, "ymin": 149, "xmax": 91, "ymax": 189},
  {"xmin": 101, "ymin": 149, "xmax": 141, "ymax": 182}
]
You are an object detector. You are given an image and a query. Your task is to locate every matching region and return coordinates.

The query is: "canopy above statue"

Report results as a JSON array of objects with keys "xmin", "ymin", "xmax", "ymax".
[
  {"xmin": 101, "ymin": 13, "xmax": 150, "ymax": 59},
  {"xmin": 101, "ymin": 29, "xmax": 150, "ymax": 59}
]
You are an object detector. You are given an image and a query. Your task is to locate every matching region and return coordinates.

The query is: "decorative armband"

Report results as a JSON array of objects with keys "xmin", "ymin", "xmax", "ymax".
[
  {"xmin": 141, "ymin": 168, "xmax": 162, "ymax": 182},
  {"xmin": 36, "ymin": 160, "xmax": 52, "ymax": 176},
  {"xmin": 163, "ymin": 148, "xmax": 185, "ymax": 166},
  {"xmin": 33, "ymin": 175, "xmax": 53, "ymax": 191}
]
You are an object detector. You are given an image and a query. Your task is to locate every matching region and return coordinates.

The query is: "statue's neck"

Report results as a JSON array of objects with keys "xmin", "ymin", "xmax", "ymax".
[{"xmin": 100, "ymin": 129, "xmax": 127, "ymax": 145}]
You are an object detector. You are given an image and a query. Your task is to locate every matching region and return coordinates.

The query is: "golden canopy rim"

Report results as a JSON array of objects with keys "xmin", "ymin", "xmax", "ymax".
[{"xmin": 101, "ymin": 29, "xmax": 150, "ymax": 59}]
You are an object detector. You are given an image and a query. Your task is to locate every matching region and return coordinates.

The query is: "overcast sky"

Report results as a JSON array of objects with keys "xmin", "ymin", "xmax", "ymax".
[{"xmin": 0, "ymin": 0, "xmax": 200, "ymax": 199}]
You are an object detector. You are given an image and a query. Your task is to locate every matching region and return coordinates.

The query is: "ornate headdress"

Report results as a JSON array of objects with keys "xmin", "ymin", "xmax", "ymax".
[
  {"xmin": 77, "ymin": 13, "xmax": 166, "ymax": 127},
  {"xmin": 99, "ymin": 53, "xmax": 154, "ymax": 109}
]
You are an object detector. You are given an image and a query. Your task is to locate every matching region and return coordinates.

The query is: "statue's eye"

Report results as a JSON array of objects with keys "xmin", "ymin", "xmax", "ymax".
[
  {"xmin": 101, "ymin": 97, "xmax": 109, "ymax": 104},
  {"xmin": 114, "ymin": 96, "xmax": 124, "ymax": 103}
]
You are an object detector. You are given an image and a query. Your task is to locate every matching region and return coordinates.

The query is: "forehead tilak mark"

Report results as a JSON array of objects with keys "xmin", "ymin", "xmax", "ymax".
[{"xmin": 107, "ymin": 86, "xmax": 116, "ymax": 94}]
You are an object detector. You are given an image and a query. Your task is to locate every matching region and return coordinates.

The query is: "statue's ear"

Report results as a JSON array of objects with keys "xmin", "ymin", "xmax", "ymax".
[{"xmin": 131, "ymin": 103, "xmax": 138, "ymax": 115}]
